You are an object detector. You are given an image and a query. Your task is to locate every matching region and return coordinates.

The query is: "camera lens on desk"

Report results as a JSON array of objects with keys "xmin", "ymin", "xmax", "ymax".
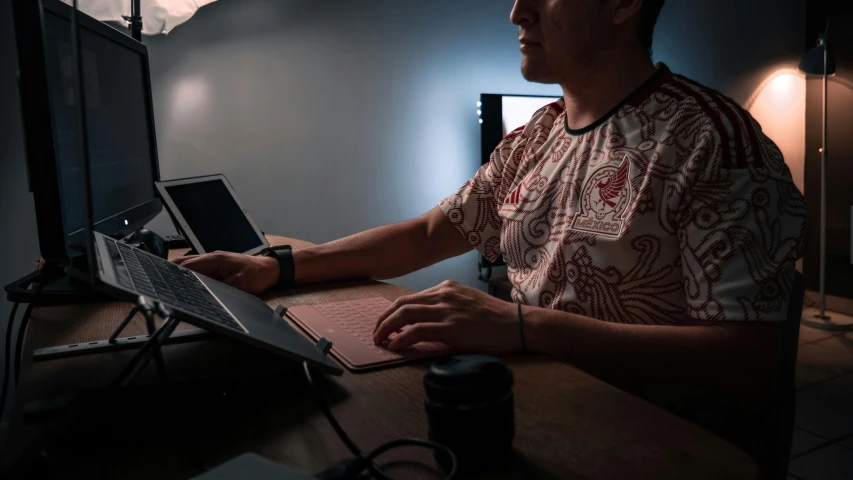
[{"xmin": 424, "ymin": 354, "xmax": 515, "ymax": 472}]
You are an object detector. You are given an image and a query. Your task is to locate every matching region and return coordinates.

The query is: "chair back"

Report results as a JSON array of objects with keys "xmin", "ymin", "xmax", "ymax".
[
  {"xmin": 742, "ymin": 269, "xmax": 805, "ymax": 479},
  {"xmin": 679, "ymin": 270, "xmax": 805, "ymax": 480},
  {"xmin": 766, "ymin": 270, "xmax": 805, "ymax": 478}
]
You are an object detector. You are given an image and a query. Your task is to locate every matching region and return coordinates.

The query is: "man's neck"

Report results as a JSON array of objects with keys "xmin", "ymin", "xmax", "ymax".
[{"xmin": 560, "ymin": 50, "xmax": 658, "ymax": 131}]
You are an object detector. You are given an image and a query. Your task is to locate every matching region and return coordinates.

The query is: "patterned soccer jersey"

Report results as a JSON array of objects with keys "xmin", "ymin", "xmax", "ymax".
[{"xmin": 439, "ymin": 65, "xmax": 806, "ymax": 324}]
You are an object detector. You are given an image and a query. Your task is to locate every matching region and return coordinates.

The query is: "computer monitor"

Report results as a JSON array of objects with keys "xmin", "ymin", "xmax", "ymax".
[
  {"xmin": 478, "ymin": 94, "xmax": 561, "ymax": 271},
  {"xmin": 12, "ymin": 0, "xmax": 162, "ymax": 262}
]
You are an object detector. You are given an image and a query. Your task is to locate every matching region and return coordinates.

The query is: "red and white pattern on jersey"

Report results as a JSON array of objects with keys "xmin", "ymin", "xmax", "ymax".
[{"xmin": 439, "ymin": 65, "xmax": 806, "ymax": 324}]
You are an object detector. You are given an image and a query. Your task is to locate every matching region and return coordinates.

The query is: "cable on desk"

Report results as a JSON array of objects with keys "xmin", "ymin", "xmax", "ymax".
[
  {"xmin": 14, "ymin": 303, "xmax": 37, "ymax": 386},
  {"xmin": 13, "ymin": 279, "xmax": 46, "ymax": 387},
  {"xmin": 302, "ymin": 361, "xmax": 458, "ymax": 480},
  {"xmin": 1, "ymin": 302, "xmax": 21, "ymax": 428}
]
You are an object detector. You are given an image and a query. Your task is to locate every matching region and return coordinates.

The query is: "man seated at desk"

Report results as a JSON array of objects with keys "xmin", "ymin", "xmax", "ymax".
[{"xmin": 177, "ymin": 0, "xmax": 806, "ymax": 408}]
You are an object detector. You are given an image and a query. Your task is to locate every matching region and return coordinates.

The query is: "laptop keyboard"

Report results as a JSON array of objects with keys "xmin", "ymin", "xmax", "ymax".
[
  {"xmin": 107, "ymin": 238, "xmax": 244, "ymax": 333},
  {"xmin": 287, "ymin": 297, "xmax": 452, "ymax": 370},
  {"xmin": 312, "ymin": 299, "xmax": 406, "ymax": 360}
]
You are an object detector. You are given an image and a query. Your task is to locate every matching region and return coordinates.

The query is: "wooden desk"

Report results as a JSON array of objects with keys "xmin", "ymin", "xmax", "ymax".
[{"xmin": 3, "ymin": 236, "xmax": 759, "ymax": 480}]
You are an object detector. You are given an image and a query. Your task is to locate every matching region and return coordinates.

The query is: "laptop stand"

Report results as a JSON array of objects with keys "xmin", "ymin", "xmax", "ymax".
[
  {"xmin": 8, "ymin": 270, "xmax": 285, "ymax": 362},
  {"xmin": 7, "ymin": 264, "xmax": 327, "ymax": 366},
  {"xmin": 4, "ymin": 261, "xmax": 211, "ymax": 362},
  {"xmin": 32, "ymin": 301, "xmax": 213, "ymax": 361},
  {"xmin": 29, "ymin": 303, "xmax": 310, "ymax": 367}
]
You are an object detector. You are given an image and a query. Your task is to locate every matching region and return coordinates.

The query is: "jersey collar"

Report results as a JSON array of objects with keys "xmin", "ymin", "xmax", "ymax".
[{"xmin": 563, "ymin": 63, "xmax": 673, "ymax": 136}]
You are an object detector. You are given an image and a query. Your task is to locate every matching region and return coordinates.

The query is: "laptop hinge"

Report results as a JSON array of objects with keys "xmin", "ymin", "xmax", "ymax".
[{"xmin": 276, "ymin": 303, "xmax": 333, "ymax": 356}]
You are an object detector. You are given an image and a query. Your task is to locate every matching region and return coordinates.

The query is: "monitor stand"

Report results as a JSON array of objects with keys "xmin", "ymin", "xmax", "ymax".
[
  {"xmin": 125, "ymin": 228, "xmax": 169, "ymax": 259},
  {"xmin": 4, "ymin": 261, "xmax": 109, "ymax": 306},
  {"xmin": 4, "ymin": 228, "xmax": 175, "ymax": 305}
]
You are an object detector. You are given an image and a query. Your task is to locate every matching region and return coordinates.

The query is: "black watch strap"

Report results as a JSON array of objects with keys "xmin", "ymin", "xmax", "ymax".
[{"xmin": 262, "ymin": 245, "xmax": 295, "ymax": 288}]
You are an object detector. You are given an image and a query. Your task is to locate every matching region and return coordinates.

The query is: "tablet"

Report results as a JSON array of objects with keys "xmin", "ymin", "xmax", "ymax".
[{"xmin": 156, "ymin": 174, "xmax": 270, "ymax": 256}]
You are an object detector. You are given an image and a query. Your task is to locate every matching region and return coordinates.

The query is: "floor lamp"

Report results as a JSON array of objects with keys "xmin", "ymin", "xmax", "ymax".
[{"xmin": 798, "ymin": 21, "xmax": 847, "ymax": 331}]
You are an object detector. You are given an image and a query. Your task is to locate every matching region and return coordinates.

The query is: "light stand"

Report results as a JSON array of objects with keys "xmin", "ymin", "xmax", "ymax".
[
  {"xmin": 122, "ymin": 0, "xmax": 143, "ymax": 42},
  {"xmin": 798, "ymin": 21, "xmax": 850, "ymax": 331}
]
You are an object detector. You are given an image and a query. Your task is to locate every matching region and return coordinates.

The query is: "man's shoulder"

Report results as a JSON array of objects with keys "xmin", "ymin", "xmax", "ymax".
[
  {"xmin": 492, "ymin": 100, "xmax": 565, "ymax": 162},
  {"xmin": 513, "ymin": 99, "xmax": 565, "ymax": 140},
  {"xmin": 669, "ymin": 76, "xmax": 765, "ymax": 141},
  {"xmin": 654, "ymin": 73, "xmax": 774, "ymax": 171}
]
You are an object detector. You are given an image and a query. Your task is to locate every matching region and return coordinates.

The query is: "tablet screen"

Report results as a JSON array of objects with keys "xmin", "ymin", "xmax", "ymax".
[{"xmin": 164, "ymin": 179, "xmax": 264, "ymax": 254}]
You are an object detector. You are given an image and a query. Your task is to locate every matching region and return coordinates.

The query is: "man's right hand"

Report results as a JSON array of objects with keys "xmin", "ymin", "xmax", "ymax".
[{"xmin": 174, "ymin": 251, "xmax": 279, "ymax": 295}]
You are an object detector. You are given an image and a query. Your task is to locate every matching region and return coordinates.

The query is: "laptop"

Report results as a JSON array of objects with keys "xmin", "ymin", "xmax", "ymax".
[{"xmin": 91, "ymin": 232, "xmax": 343, "ymax": 375}]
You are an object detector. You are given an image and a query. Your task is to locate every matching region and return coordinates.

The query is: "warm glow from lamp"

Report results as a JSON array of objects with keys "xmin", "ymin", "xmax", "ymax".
[
  {"xmin": 745, "ymin": 68, "xmax": 806, "ymax": 192},
  {"xmin": 765, "ymin": 73, "xmax": 798, "ymax": 112}
]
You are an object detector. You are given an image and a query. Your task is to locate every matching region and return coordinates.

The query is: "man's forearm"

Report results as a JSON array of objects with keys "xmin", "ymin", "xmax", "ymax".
[
  {"xmin": 293, "ymin": 221, "xmax": 427, "ymax": 284},
  {"xmin": 291, "ymin": 207, "xmax": 472, "ymax": 285},
  {"xmin": 523, "ymin": 305, "xmax": 782, "ymax": 408}
]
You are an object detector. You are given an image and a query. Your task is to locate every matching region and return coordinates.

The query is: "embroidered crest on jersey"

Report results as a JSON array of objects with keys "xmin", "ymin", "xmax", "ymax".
[{"xmin": 569, "ymin": 156, "xmax": 633, "ymax": 238}]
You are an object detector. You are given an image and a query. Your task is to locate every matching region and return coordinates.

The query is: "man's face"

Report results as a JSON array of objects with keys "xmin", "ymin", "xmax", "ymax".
[{"xmin": 510, "ymin": 0, "xmax": 609, "ymax": 84}]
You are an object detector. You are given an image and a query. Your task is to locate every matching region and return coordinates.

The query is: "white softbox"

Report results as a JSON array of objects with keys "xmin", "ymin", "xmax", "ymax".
[{"xmin": 61, "ymin": 0, "xmax": 216, "ymax": 35}]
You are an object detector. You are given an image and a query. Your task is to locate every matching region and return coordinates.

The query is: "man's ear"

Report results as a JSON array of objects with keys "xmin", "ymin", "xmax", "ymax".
[{"xmin": 609, "ymin": 0, "xmax": 644, "ymax": 26}]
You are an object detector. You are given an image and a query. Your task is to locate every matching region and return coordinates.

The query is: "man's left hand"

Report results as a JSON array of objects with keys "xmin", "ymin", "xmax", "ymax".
[{"xmin": 372, "ymin": 280, "xmax": 520, "ymax": 354}]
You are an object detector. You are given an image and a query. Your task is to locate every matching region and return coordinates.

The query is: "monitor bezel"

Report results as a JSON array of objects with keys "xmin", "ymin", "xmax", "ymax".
[{"xmin": 12, "ymin": 0, "xmax": 162, "ymax": 262}]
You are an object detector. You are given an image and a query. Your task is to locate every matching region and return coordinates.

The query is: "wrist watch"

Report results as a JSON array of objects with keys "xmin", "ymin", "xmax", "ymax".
[{"xmin": 261, "ymin": 245, "xmax": 295, "ymax": 289}]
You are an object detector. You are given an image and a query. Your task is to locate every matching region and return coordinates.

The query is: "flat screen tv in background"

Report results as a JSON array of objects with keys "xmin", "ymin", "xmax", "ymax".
[
  {"xmin": 478, "ymin": 94, "xmax": 561, "ymax": 278},
  {"xmin": 11, "ymin": 0, "xmax": 162, "ymax": 263}
]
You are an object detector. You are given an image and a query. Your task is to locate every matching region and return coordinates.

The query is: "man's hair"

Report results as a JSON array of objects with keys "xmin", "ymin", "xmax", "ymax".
[{"xmin": 638, "ymin": 0, "xmax": 665, "ymax": 55}]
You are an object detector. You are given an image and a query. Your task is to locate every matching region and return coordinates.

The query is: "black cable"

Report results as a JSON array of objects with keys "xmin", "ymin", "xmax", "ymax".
[
  {"xmin": 302, "ymin": 361, "xmax": 362, "ymax": 458},
  {"xmin": 1, "ymin": 303, "xmax": 21, "ymax": 428},
  {"xmin": 302, "ymin": 361, "xmax": 457, "ymax": 480},
  {"xmin": 14, "ymin": 278, "xmax": 47, "ymax": 387},
  {"xmin": 14, "ymin": 304, "xmax": 36, "ymax": 386},
  {"xmin": 1, "ymin": 270, "xmax": 47, "ymax": 430}
]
